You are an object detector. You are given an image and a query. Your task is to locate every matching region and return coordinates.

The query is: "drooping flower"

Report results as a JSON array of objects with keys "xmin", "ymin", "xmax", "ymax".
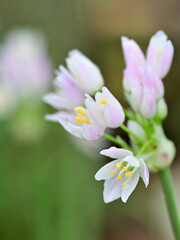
[
  {"xmin": 95, "ymin": 147, "xmax": 149, "ymax": 203},
  {"xmin": 85, "ymin": 87, "xmax": 125, "ymax": 128},
  {"xmin": 43, "ymin": 66, "xmax": 85, "ymax": 110},
  {"xmin": 46, "ymin": 106, "xmax": 105, "ymax": 141},
  {"xmin": 66, "ymin": 50, "xmax": 104, "ymax": 94},
  {"xmin": 121, "ymin": 30, "xmax": 174, "ymax": 79}
]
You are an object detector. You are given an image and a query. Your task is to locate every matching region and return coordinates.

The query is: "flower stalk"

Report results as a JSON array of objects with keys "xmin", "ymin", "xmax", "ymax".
[
  {"xmin": 159, "ymin": 168, "xmax": 180, "ymax": 240},
  {"xmin": 103, "ymin": 133, "xmax": 133, "ymax": 152}
]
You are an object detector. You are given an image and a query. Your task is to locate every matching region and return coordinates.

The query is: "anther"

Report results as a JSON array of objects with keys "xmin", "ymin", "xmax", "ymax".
[
  {"xmin": 117, "ymin": 175, "xmax": 122, "ymax": 179},
  {"xmin": 75, "ymin": 117, "xmax": 82, "ymax": 124},
  {"xmin": 116, "ymin": 162, "xmax": 122, "ymax": 168},
  {"xmin": 109, "ymin": 171, "xmax": 115, "ymax": 174},
  {"xmin": 125, "ymin": 171, "xmax": 132, "ymax": 177},
  {"xmin": 123, "ymin": 167, "xmax": 127, "ymax": 171},
  {"xmin": 100, "ymin": 99, "xmax": 108, "ymax": 105},
  {"xmin": 76, "ymin": 107, "xmax": 86, "ymax": 116},
  {"xmin": 82, "ymin": 117, "xmax": 90, "ymax": 124},
  {"xmin": 122, "ymin": 182, "xmax": 126, "ymax": 187}
]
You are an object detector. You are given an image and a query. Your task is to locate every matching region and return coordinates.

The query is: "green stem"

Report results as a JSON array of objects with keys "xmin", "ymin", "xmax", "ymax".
[
  {"xmin": 159, "ymin": 168, "xmax": 180, "ymax": 240},
  {"xmin": 135, "ymin": 139, "xmax": 155, "ymax": 158},
  {"xmin": 122, "ymin": 108, "xmax": 136, "ymax": 120},
  {"xmin": 120, "ymin": 124, "xmax": 143, "ymax": 145},
  {"xmin": 103, "ymin": 133, "xmax": 133, "ymax": 152}
]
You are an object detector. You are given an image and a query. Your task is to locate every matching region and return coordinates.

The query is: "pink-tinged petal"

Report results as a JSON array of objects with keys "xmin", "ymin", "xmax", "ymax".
[
  {"xmin": 95, "ymin": 159, "xmax": 119, "ymax": 180},
  {"xmin": 140, "ymin": 87, "xmax": 157, "ymax": 119},
  {"xmin": 83, "ymin": 124, "xmax": 105, "ymax": 141},
  {"xmin": 101, "ymin": 87, "xmax": 119, "ymax": 104},
  {"xmin": 121, "ymin": 36, "xmax": 145, "ymax": 66},
  {"xmin": 130, "ymin": 82, "xmax": 143, "ymax": 111},
  {"xmin": 147, "ymin": 30, "xmax": 167, "ymax": 68},
  {"xmin": 123, "ymin": 60, "xmax": 141, "ymax": 91},
  {"xmin": 139, "ymin": 158, "xmax": 149, "ymax": 187},
  {"xmin": 157, "ymin": 40, "xmax": 174, "ymax": 78},
  {"xmin": 57, "ymin": 112, "xmax": 84, "ymax": 138},
  {"xmin": 142, "ymin": 67, "xmax": 164, "ymax": 100},
  {"xmin": 104, "ymin": 104, "xmax": 125, "ymax": 128},
  {"xmin": 103, "ymin": 177, "xmax": 123, "ymax": 203},
  {"xmin": 147, "ymin": 30, "xmax": 174, "ymax": 78},
  {"xmin": 43, "ymin": 92, "xmax": 76, "ymax": 110},
  {"xmin": 85, "ymin": 94, "xmax": 106, "ymax": 126},
  {"xmin": 121, "ymin": 170, "xmax": 140, "ymax": 203},
  {"xmin": 66, "ymin": 49, "xmax": 104, "ymax": 94},
  {"xmin": 55, "ymin": 66, "xmax": 85, "ymax": 104},
  {"xmin": 100, "ymin": 147, "xmax": 133, "ymax": 159}
]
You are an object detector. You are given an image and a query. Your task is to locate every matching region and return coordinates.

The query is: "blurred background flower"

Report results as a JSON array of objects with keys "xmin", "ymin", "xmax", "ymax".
[{"xmin": 0, "ymin": 0, "xmax": 180, "ymax": 239}]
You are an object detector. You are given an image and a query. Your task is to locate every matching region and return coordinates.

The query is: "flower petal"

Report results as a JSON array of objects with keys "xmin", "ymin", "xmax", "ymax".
[
  {"xmin": 103, "ymin": 177, "xmax": 123, "ymax": 203},
  {"xmin": 83, "ymin": 124, "xmax": 105, "ymax": 141},
  {"xmin": 140, "ymin": 87, "xmax": 157, "ymax": 119},
  {"xmin": 95, "ymin": 159, "xmax": 119, "ymax": 180},
  {"xmin": 100, "ymin": 147, "xmax": 133, "ymax": 159},
  {"xmin": 139, "ymin": 157, "xmax": 149, "ymax": 187},
  {"xmin": 121, "ymin": 170, "xmax": 140, "ymax": 203},
  {"xmin": 121, "ymin": 36, "xmax": 145, "ymax": 66},
  {"xmin": 66, "ymin": 49, "xmax": 104, "ymax": 94}
]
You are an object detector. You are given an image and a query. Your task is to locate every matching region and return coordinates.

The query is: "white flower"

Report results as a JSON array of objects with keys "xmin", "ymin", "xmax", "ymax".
[
  {"xmin": 46, "ymin": 106, "xmax": 105, "ymax": 141},
  {"xmin": 66, "ymin": 50, "xmax": 104, "ymax": 94},
  {"xmin": 95, "ymin": 147, "xmax": 149, "ymax": 203}
]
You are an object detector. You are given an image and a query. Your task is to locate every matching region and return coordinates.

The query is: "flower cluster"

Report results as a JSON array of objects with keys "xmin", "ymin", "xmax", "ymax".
[
  {"xmin": 44, "ymin": 50, "xmax": 125, "ymax": 141},
  {"xmin": 44, "ymin": 30, "xmax": 176, "ymax": 203}
]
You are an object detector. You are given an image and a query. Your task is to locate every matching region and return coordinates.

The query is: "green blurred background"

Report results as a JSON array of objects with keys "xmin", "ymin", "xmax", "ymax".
[{"xmin": 0, "ymin": 0, "xmax": 180, "ymax": 239}]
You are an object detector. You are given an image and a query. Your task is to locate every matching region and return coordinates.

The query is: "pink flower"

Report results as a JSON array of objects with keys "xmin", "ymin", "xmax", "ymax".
[
  {"xmin": 85, "ymin": 87, "xmax": 125, "ymax": 128},
  {"xmin": 43, "ymin": 66, "xmax": 85, "ymax": 110},
  {"xmin": 46, "ymin": 106, "xmax": 105, "ymax": 141},
  {"xmin": 66, "ymin": 50, "xmax": 104, "ymax": 94},
  {"xmin": 121, "ymin": 30, "xmax": 174, "ymax": 79}
]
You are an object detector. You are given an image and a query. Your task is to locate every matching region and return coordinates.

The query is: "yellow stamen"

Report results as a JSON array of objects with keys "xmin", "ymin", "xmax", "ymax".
[
  {"xmin": 100, "ymin": 99, "xmax": 108, "ymax": 105},
  {"xmin": 116, "ymin": 162, "xmax": 122, "ymax": 168},
  {"xmin": 109, "ymin": 171, "xmax": 115, "ymax": 174},
  {"xmin": 123, "ymin": 167, "xmax": 127, "ymax": 171},
  {"xmin": 75, "ymin": 117, "xmax": 82, "ymax": 124},
  {"xmin": 76, "ymin": 107, "xmax": 86, "ymax": 116},
  {"xmin": 125, "ymin": 171, "xmax": 132, "ymax": 177},
  {"xmin": 82, "ymin": 117, "xmax": 90, "ymax": 124},
  {"xmin": 122, "ymin": 182, "xmax": 126, "ymax": 187},
  {"xmin": 117, "ymin": 175, "xmax": 122, "ymax": 179}
]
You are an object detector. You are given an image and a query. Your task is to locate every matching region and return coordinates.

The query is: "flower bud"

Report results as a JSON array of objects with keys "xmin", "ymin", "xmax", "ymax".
[
  {"xmin": 66, "ymin": 50, "xmax": 104, "ymax": 94},
  {"xmin": 156, "ymin": 98, "xmax": 168, "ymax": 120},
  {"xmin": 147, "ymin": 30, "xmax": 174, "ymax": 78},
  {"xmin": 145, "ymin": 124, "xmax": 176, "ymax": 172},
  {"xmin": 127, "ymin": 120, "xmax": 147, "ymax": 150},
  {"xmin": 140, "ymin": 87, "xmax": 157, "ymax": 119}
]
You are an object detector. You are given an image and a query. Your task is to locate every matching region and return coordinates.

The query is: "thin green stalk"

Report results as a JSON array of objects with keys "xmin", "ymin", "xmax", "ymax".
[
  {"xmin": 135, "ymin": 139, "xmax": 155, "ymax": 158},
  {"xmin": 159, "ymin": 168, "xmax": 180, "ymax": 240},
  {"xmin": 120, "ymin": 124, "xmax": 143, "ymax": 145},
  {"xmin": 103, "ymin": 133, "xmax": 133, "ymax": 152}
]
